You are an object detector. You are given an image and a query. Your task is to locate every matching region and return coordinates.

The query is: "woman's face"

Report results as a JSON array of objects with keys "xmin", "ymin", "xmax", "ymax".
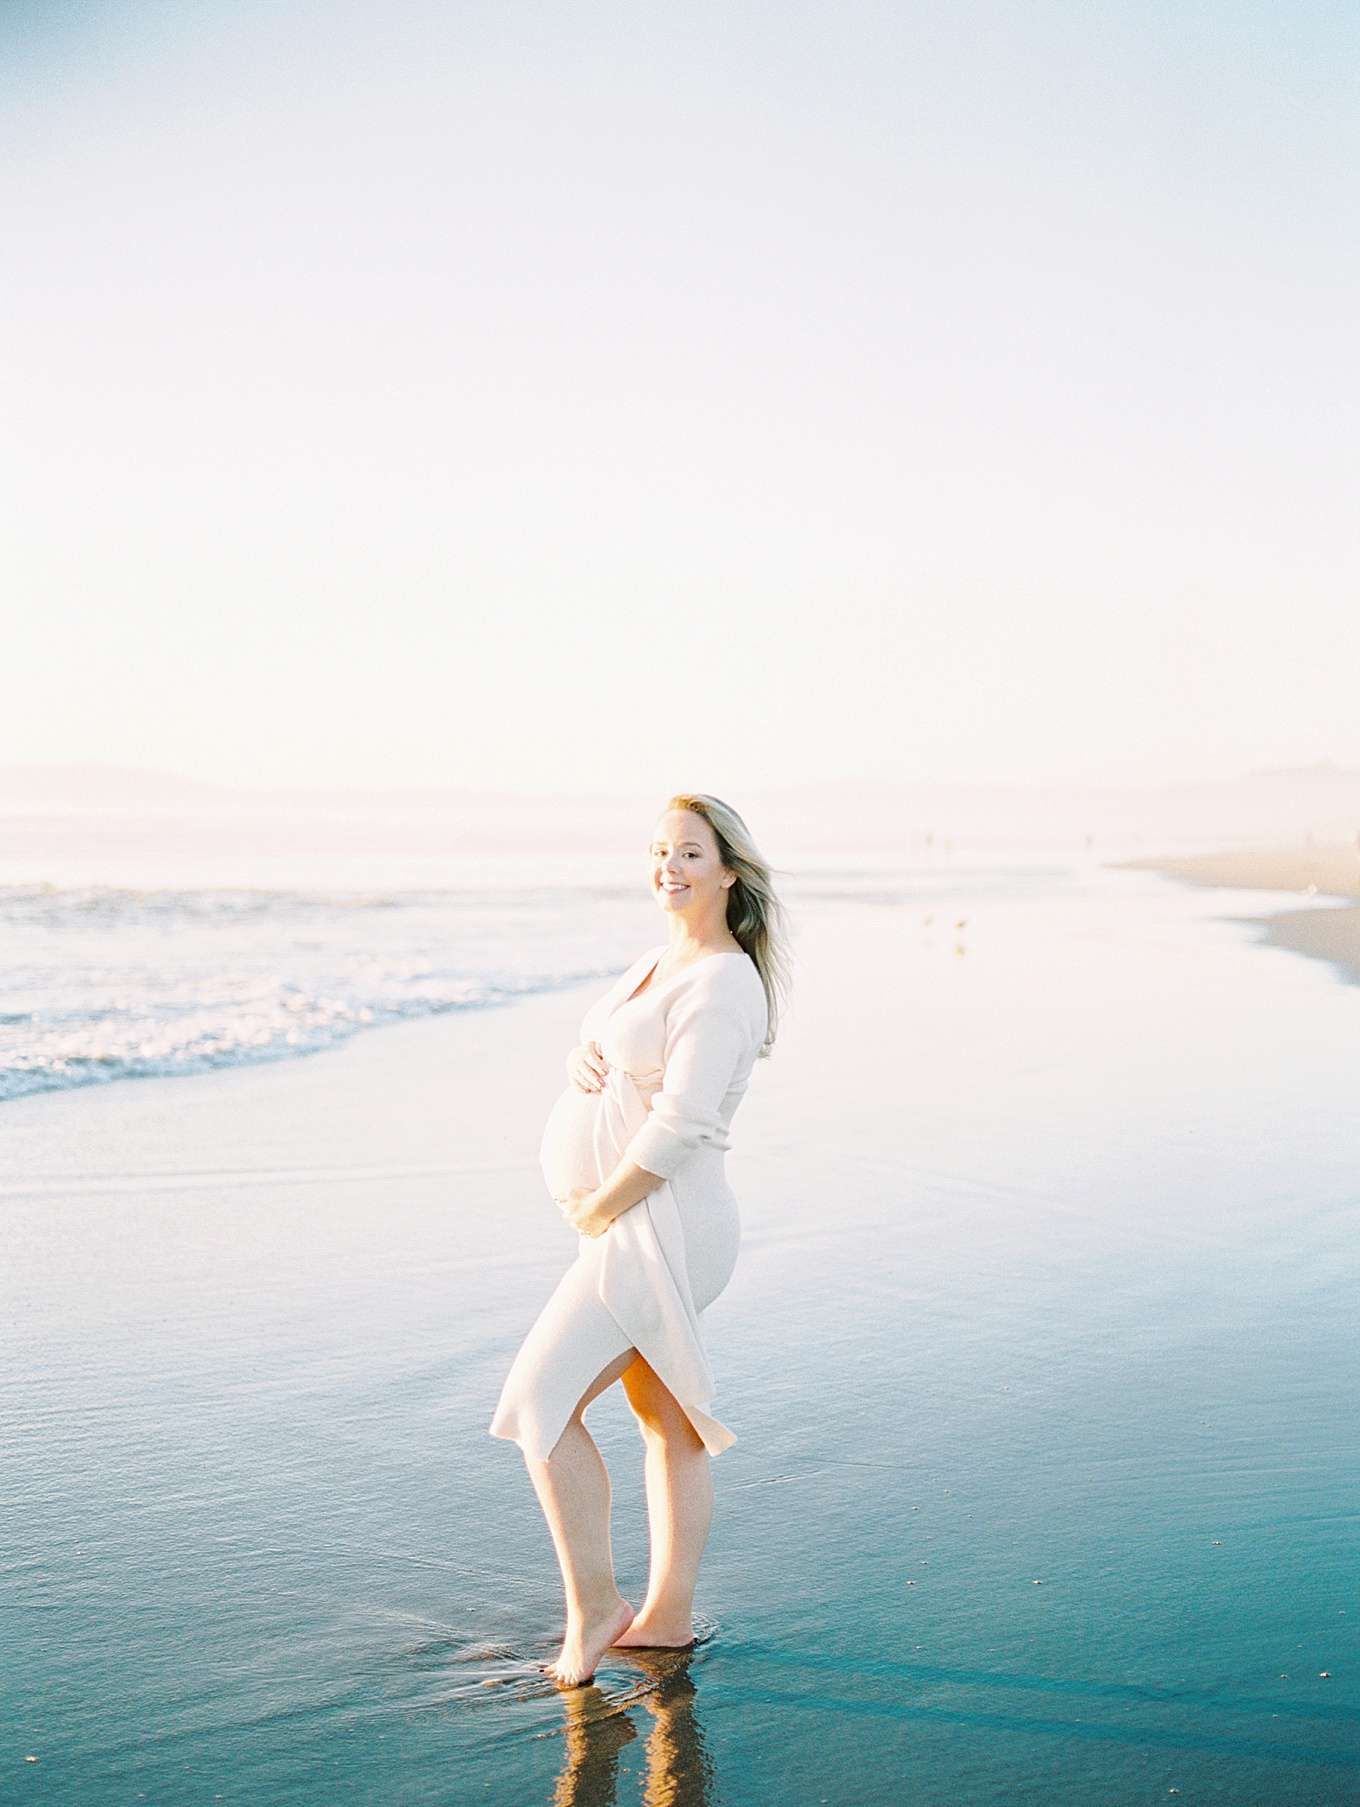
[{"xmin": 649, "ymin": 810, "xmax": 731, "ymax": 919}]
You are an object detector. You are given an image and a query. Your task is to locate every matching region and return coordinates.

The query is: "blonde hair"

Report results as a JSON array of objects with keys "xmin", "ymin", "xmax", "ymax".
[{"xmin": 659, "ymin": 792, "xmax": 793, "ymax": 1057}]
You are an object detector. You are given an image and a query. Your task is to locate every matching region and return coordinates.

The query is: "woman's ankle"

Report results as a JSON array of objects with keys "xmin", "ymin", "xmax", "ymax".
[
  {"xmin": 567, "ymin": 1584, "xmax": 630, "ymax": 1623},
  {"xmin": 631, "ymin": 1597, "xmax": 693, "ymax": 1630}
]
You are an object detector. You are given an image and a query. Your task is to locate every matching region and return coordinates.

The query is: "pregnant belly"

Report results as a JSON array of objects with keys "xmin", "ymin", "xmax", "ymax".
[{"xmin": 539, "ymin": 1085, "xmax": 607, "ymax": 1201}]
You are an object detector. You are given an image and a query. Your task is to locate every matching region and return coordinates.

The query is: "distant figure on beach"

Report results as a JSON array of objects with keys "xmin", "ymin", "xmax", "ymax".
[{"xmin": 489, "ymin": 792, "xmax": 791, "ymax": 1686}]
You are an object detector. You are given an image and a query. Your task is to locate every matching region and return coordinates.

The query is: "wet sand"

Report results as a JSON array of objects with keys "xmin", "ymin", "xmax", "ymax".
[
  {"xmin": 5, "ymin": 865, "xmax": 1359, "ymax": 1803},
  {"xmin": 1113, "ymin": 843, "xmax": 1360, "ymax": 988}
]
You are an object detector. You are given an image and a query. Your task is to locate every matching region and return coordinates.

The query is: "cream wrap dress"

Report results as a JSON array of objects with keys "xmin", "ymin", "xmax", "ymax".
[{"xmin": 489, "ymin": 944, "xmax": 768, "ymax": 1464}]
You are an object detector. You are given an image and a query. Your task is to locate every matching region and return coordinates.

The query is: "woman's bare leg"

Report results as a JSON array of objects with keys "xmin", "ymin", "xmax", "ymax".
[
  {"xmin": 612, "ymin": 1355, "xmax": 712, "ymax": 1647},
  {"xmin": 527, "ymin": 1346, "xmax": 638, "ymax": 1686}
]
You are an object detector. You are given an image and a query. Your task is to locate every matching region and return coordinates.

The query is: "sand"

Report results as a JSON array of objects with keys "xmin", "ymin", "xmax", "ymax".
[
  {"xmin": 6, "ymin": 873, "xmax": 1360, "ymax": 1802},
  {"xmin": 1112, "ymin": 841, "xmax": 1360, "ymax": 988}
]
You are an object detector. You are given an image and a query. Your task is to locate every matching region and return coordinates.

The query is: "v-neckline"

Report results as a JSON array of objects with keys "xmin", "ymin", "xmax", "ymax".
[{"xmin": 613, "ymin": 945, "xmax": 746, "ymax": 1014}]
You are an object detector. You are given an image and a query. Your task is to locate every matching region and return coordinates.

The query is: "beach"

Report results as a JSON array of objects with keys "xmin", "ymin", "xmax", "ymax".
[
  {"xmin": 6, "ymin": 856, "xmax": 1359, "ymax": 1803},
  {"xmin": 1115, "ymin": 842, "xmax": 1360, "ymax": 990}
]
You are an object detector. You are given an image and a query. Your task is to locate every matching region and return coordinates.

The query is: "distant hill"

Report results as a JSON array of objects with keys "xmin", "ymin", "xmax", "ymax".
[
  {"xmin": 0, "ymin": 764, "xmax": 234, "ymax": 804},
  {"xmin": 1, "ymin": 762, "xmax": 1357, "ymax": 852},
  {"xmin": 0, "ymin": 764, "xmax": 581, "ymax": 810}
]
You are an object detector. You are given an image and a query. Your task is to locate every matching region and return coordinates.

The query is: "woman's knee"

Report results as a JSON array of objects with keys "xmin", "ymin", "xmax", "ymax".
[{"xmin": 621, "ymin": 1357, "xmax": 702, "ymax": 1448}]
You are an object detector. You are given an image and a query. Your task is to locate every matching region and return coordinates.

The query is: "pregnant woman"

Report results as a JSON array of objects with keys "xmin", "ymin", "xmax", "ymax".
[{"xmin": 489, "ymin": 791, "xmax": 790, "ymax": 1687}]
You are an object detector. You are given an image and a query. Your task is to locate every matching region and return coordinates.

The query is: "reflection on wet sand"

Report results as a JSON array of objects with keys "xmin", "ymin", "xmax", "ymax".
[{"xmin": 552, "ymin": 1651, "xmax": 716, "ymax": 1807}]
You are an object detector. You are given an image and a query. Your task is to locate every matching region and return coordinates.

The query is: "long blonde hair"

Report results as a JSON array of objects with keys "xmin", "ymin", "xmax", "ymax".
[{"xmin": 661, "ymin": 792, "xmax": 793, "ymax": 1057}]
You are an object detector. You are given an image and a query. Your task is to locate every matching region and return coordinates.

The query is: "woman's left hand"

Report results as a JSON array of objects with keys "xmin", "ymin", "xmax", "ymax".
[{"xmin": 561, "ymin": 1186, "xmax": 614, "ymax": 1238}]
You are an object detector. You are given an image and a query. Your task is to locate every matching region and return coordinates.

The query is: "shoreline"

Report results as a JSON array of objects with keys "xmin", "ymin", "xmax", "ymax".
[
  {"xmin": 11, "ymin": 870, "xmax": 1360, "ymax": 1797},
  {"xmin": 1110, "ymin": 842, "xmax": 1360, "ymax": 989}
]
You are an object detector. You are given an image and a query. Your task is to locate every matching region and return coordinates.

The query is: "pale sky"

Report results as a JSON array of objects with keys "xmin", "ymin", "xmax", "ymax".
[{"xmin": 3, "ymin": 0, "xmax": 1356, "ymax": 796}]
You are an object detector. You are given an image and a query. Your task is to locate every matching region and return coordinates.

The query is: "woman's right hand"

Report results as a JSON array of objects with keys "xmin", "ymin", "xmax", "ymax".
[{"xmin": 567, "ymin": 1039, "xmax": 610, "ymax": 1093}]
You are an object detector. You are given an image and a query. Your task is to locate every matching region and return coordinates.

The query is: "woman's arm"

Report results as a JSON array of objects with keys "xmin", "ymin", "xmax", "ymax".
[
  {"xmin": 563, "ymin": 979, "xmax": 755, "ymax": 1237},
  {"xmin": 622, "ymin": 984, "xmax": 753, "ymax": 1180},
  {"xmin": 561, "ymin": 1158, "xmax": 662, "ymax": 1237}
]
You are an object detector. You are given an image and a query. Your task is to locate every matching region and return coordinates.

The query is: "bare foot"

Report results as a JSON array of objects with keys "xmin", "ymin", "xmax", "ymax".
[
  {"xmin": 612, "ymin": 1611, "xmax": 695, "ymax": 1650},
  {"xmin": 542, "ymin": 1595, "xmax": 635, "ymax": 1687}
]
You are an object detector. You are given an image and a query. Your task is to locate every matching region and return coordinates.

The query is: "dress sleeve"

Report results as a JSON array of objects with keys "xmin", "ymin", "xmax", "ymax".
[{"xmin": 623, "ymin": 983, "xmax": 755, "ymax": 1181}]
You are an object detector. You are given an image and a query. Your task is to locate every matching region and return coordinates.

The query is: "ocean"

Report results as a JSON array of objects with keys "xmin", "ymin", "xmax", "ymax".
[
  {"xmin": 5, "ymin": 802, "xmax": 1357, "ymax": 1803},
  {"xmin": 0, "ymin": 800, "xmax": 1091, "ymax": 1106}
]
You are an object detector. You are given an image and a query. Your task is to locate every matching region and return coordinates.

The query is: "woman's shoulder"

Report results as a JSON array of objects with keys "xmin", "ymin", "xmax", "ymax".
[
  {"xmin": 671, "ymin": 946, "xmax": 758, "ymax": 984},
  {"xmin": 673, "ymin": 948, "xmax": 765, "ymax": 1024}
]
